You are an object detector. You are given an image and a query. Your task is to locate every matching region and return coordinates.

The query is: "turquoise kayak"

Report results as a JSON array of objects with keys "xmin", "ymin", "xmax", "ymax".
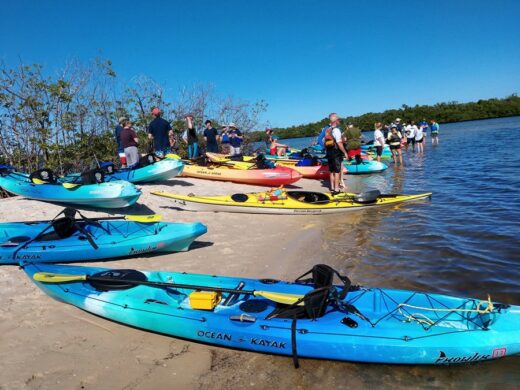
[
  {"xmin": 23, "ymin": 263, "xmax": 520, "ymax": 366},
  {"xmin": 343, "ymin": 159, "xmax": 387, "ymax": 174},
  {"xmin": 103, "ymin": 159, "xmax": 184, "ymax": 183},
  {"xmin": 0, "ymin": 209, "xmax": 207, "ymax": 264},
  {"xmin": 0, "ymin": 169, "xmax": 140, "ymax": 208}
]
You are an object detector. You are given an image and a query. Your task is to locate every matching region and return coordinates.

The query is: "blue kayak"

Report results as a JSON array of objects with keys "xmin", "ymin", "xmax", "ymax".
[
  {"xmin": 104, "ymin": 159, "xmax": 184, "ymax": 183},
  {"xmin": 0, "ymin": 212, "xmax": 207, "ymax": 264},
  {"xmin": 343, "ymin": 159, "xmax": 388, "ymax": 174},
  {"xmin": 0, "ymin": 170, "xmax": 140, "ymax": 208},
  {"xmin": 23, "ymin": 263, "xmax": 520, "ymax": 366}
]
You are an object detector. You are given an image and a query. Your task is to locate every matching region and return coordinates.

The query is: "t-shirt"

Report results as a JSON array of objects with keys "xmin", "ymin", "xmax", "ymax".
[
  {"xmin": 408, "ymin": 125, "xmax": 418, "ymax": 139},
  {"xmin": 114, "ymin": 125, "xmax": 124, "ymax": 153},
  {"xmin": 203, "ymin": 127, "xmax": 218, "ymax": 146},
  {"xmin": 147, "ymin": 117, "xmax": 172, "ymax": 151},
  {"xmin": 418, "ymin": 120, "xmax": 429, "ymax": 133},
  {"xmin": 343, "ymin": 127, "xmax": 361, "ymax": 151},
  {"xmin": 187, "ymin": 127, "xmax": 198, "ymax": 145},
  {"xmin": 374, "ymin": 129, "xmax": 385, "ymax": 146},
  {"xmin": 431, "ymin": 123, "xmax": 439, "ymax": 133},
  {"xmin": 415, "ymin": 126, "xmax": 424, "ymax": 141},
  {"xmin": 228, "ymin": 129, "xmax": 242, "ymax": 147},
  {"xmin": 121, "ymin": 127, "xmax": 138, "ymax": 148}
]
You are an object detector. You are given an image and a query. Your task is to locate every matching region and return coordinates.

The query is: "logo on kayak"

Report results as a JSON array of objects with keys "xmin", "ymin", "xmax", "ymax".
[
  {"xmin": 15, "ymin": 254, "xmax": 41, "ymax": 260},
  {"xmin": 129, "ymin": 246, "xmax": 157, "ymax": 255},
  {"xmin": 250, "ymin": 338, "xmax": 286, "ymax": 349},
  {"xmin": 492, "ymin": 347, "xmax": 507, "ymax": 358},
  {"xmin": 197, "ymin": 330, "xmax": 232, "ymax": 341},
  {"xmin": 434, "ymin": 351, "xmax": 490, "ymax": 365}
]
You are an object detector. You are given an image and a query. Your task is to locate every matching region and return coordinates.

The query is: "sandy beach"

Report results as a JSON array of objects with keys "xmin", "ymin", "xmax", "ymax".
[{"xmin": 0, "ymin": 176, "xmax": 353, "ymax": 390}]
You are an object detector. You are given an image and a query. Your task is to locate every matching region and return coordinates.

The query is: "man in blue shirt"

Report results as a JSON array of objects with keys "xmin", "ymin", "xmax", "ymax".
[
  {"xmin": 430, "ymin": 120, "xmax": 440, "ymax": 145},
  {"xmin": 147, "ymin": 107, "xmax": 174, "ymax": 157},
  {"xmin": 203, "ymin": 120, "xmax": 219, "ymax": 153},
  {"xmin": 227, "ymin": 123, "xmax": 243, "ymax": 156}
]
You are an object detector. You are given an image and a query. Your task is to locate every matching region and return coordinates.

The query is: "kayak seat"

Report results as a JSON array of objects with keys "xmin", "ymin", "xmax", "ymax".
[
  {"xmin": 295, "ymin": 264, "xmax": 352, "ymax": 300},
  {"xmin": 29, "ymin": 168, "xmax": 57, "ymax": 184},
  {"xmin": 266, "ymin": 287, "xmax": 330, "ymax": 320},
  {"xmin": 287, "ymin": 191, "xmax": 329, "ymax": 203},
  {"xmin": 81, "ymin": 169, "xmax": 105, "ymax": 185},
  {"xmin": 37, "ymin": 217, "xmax": 78, "ymax": 241}
]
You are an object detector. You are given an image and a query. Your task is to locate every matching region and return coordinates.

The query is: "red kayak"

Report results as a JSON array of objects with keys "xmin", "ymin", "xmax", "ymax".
[{"xmin": 181, "ymin": 164, "xmax": 302, "ymax": 186}]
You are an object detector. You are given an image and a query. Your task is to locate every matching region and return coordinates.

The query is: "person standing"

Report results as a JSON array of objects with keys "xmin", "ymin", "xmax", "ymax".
[
  {"xmin": 120, "ymin": 120, "xmax": 140, "ymax": 168},
  {"xmin": 387, "ymin": 125, "xmax": 403, "ymax": 165},
  {"xmin": 147, "ymin": 107, "xmax": 174, "ymax": 157},
  {"xmin": 227, "ymin": 123, "xmax": 243, "ymax": 156},
  {"xmin": 415, "ymin": 121, "xmax": 425, "ymax": 153},
  {"xmin": 115, "ymin": 116, "xmax": 127, "ymax": 167},
  {"xmin": 219, "ymin": 125, "xmax": 231, "ymax": 154},
  {"xmin": 203, "ymin": 120, "xmax": 219, "ymax": 153},
  {"xmin": 430, "ymin": 120, "xmax": 440, "ymax": 145},
  {"xmin": 373, "ymin": 122, "xmax": 385, "ymax": 162},
  {"xmin": 407, "ymin": 121, "xmax": 418, "ymax": 152},
  {"xmin": 343, "ymin": 123, "xmax": 363, "ymax": 164},
  {"xmin": 324, "ymin": 113, "xmax": 348, "ymax": 194},
  {"xmin": 184, "ymin": 115, "xmax": 199, "ymax": 159}
]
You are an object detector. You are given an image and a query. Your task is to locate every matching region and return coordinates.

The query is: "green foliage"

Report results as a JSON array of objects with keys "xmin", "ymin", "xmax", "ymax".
[{"xmin": 247, "ymin": 95, "xmax": 520, "ymax": 141}]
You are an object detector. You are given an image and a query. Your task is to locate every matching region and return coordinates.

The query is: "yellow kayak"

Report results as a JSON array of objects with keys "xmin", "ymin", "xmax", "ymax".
[{"xmin": 152, "ymin": 189, "xmax": 432, "ymax": 215}]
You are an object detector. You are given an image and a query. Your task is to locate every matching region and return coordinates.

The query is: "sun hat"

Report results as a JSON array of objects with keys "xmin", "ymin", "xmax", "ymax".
[
  {"xmin": 228, "ymin": 122, "xmax": 237, "ymax": 128},
  {"xmin": 118, "ymin": 116, "xmax": 128, "ymax": 124}
]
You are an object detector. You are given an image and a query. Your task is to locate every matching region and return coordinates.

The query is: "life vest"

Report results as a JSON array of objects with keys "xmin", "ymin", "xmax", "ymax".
[
  {"xmin": 324, "ymin": 127, "xmax": 337, "ymax": 149},
  {"xmin": 388, "ymin": 132, "xmax": 402, "ymax": 146}
]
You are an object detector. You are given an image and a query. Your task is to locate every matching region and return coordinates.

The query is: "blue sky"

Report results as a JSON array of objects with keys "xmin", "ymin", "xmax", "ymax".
[{"xmin": 2, "ymin": 0, "xmax": 519, "ymax": 127}]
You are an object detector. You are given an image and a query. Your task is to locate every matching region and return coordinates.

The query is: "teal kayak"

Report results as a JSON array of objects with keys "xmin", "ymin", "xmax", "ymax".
[
  {"xmin": 0, "ymin": 169, "xmax": 140, "ymax": 208},
  {"xmin": 103, "ymin": 159, "xmax": 184, "ymax": 183},
  {"xmin": 343, "ymin": 159, "xmax": 387, "ymax": 174},
  {"xmin": 0, "ymin": 209, "xmax": 207, "ymax": 264},
  {"xmin": 23, "ymin": 263, "xmax": 520, "ymax": 366}
]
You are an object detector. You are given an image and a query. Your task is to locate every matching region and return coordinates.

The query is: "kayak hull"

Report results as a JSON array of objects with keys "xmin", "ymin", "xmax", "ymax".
[
  {"xmin": 181, "ymin": 165, "xmax": 302, "ymax": 186},
  {"xmin": 22, "ymin": 263, "xmax": 520, "ymax": 365},
  {"xmin": 105, "ymin": 159, "xmax": 184, "ymax": 183},
  {"xmin": 152, "ymin": 190, "xmax": 432, "ymax": 215},
  {"xmin": 0, "ymin": 172, "xmax": 141, "ymax": 208},
  {"xmin": 0, "ymin": 220, "xmax": 207, "ymax": 264},
  {"xmin": 343, "ymin": 160, "xmax": 388, "ymax": 174}
]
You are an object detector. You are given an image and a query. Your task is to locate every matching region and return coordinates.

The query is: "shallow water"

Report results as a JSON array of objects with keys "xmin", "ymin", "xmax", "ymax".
[{"xmin": 279, "ymin": 117, "xmax": 520, "ymax": 387}]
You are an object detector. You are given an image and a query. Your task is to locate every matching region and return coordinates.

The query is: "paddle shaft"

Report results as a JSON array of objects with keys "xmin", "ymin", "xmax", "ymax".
[
  {"xmin": 85, "ymin": 275, "xmax": 257, "ymax": 295},
  {"xmin": 23, "ymin": 215, "xmax": 153, "ymax": 224}
]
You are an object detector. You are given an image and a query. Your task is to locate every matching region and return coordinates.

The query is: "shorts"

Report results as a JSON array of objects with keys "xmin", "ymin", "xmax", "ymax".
[
  {"xmin": 118, "ymin": 152, "xmax": 127, "ymax": 165},
  {"xmin": 407, "ymin": 138, "xmax": 415, "ymax": 145},
  {"xmin": 326, "ymin": 149, "xmax": 343, "ymax": 173},
  {"xmin": 389, "ymin": 144, "xmax": 401, "ymax": 150},
  {"xmin": 431, "ymin": 132, "xmax": 438, "ymax": 138},
  {"xmin": 270, "ymin": 147, "xmax": 277, "ymax": 155},
  {"xmin": 375, "ymin": 146, "xmax": 383, "ymax": 157},
  {"xmin": 229, "ymin": 146, "xmax": 241, "ymax": 156},
  {"xmin": 415, "ymin": 137, "xmax": 423, "ymax": 144},
  {"xmin": 347, "ymin": 148, "xmax": 361, "ymax": 159}
]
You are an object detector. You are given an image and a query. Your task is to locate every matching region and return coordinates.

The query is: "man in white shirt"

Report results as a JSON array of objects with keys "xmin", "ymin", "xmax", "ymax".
[
  {"xmin": 406, "ymin": 121, "xmax": 418, "ymax": 152},
  {"xmin": 373, "ymin": 122, "xmax": 385, "ymax": 162},
  {"xmin": 324, "ymin": 113, "xmax": 348, "ymax": 194}
]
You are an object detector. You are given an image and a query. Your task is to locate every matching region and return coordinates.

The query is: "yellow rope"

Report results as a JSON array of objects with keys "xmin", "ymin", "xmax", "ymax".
[{"xmin": 397, "ymin": 295, "xmax": 494, "ymax": 325}]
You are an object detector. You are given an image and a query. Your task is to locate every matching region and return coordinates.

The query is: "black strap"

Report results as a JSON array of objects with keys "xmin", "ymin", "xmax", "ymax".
[{"xmin": 291, "ymin": 319, "xmax": 299, "ymax": 369}]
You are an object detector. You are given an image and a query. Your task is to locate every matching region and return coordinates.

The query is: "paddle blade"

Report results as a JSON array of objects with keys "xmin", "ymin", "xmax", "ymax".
[
  {"xmin": 62, "ymin": 182, "xmax": 80, "ymax": 189},
  {"xmin": 125, "ymin": 214, "xmax": 162, "ymax": 223},
  {"xmin": 165, "ymin": 153, "xmax": 182, "ymax": 160},
  {"xmin": 255, "ymin": 291, "xmax": 304, "ymax": 305},
  {"xmin": 31, "ymin": 178, "xmax": 48, "ymax": 185},
  {"xmin": 33, "ymin": 272, "xmax": 87, "ymax": 283}
]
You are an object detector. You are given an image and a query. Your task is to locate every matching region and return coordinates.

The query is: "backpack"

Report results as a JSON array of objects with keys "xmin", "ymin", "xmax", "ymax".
[{"xmin": 323, "ymin": 127, "xmax": 337, "ymax": 149}]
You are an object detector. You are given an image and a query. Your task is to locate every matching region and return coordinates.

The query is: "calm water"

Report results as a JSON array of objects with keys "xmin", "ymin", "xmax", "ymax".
[{"xmin": 275, "ymin": 117, "xmax": 520, "ymax": 387}]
